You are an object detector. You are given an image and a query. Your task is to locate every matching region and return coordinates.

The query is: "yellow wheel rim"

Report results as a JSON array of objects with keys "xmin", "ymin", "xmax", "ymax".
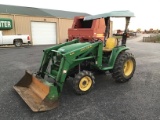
[
  {"xmin": 124, "ymin": 59, "xmax": 134, "ymax": 76},
  {"xmin": 79, "ymin": 76, "xmax": 92, "ymax": 91}
]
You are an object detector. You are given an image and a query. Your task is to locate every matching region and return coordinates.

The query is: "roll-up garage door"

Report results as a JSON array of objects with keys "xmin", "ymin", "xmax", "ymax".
[{"xmin": 31, "ymin": 22, "xmax": 57, "ymax": 45}]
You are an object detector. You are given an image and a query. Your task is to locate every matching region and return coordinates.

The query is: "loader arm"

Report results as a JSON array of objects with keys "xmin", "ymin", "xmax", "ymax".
[
  {"xmin": 38, "ymin": 39, "xmax": 79, "ymax": 78},
  {"xmin": 39, "ymin": 41, "xmax": 103, "ymax": 92},
  {"xmin": 13, "ymin": 40, "xmax": 103, "ymax": 112}
]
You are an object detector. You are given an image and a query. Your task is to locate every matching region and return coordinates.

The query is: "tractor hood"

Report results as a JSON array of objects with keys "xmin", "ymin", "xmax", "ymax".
[{"xmin": 58, "ymin": 42, "xmax": 91, "ymax": 54}]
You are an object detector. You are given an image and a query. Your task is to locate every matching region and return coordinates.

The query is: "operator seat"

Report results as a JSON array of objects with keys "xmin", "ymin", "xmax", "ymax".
[{"xmin": 103, "ymin": 37, "xmax": 118, "ymax": 52}]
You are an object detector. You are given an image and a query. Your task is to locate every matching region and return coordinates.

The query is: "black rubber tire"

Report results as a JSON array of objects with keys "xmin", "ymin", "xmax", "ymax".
[
  {"xmin": 14, "ymin": 40, "xmax": 22, "ymax": 47},
  {"xmin": 112, "ymin": 52, "xmax": 136, "ymax": 83},
  {"xmin": 73, "ymin": 70, "xmax": 95, "ymax": 95}
]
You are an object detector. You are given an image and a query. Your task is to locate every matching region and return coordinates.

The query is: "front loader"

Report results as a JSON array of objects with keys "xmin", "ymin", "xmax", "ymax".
[{"xmin": 14, "ymin": 10, "xmax": 136, "ymax": 112}]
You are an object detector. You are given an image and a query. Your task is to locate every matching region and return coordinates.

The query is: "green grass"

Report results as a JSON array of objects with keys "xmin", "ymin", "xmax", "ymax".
[
  {"xmin": 145, "ymin": 34, "xmax": 160, "ymax": 43},
  {"xmin": 157, "ymin": 35, "xmax": 160, "ymax": 42}
]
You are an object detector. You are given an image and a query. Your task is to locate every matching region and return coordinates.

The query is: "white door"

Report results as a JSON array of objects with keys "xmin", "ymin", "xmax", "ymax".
[
  {"xmin": 31, "ymin": 22, "xmax": 57, "ymax": 45},
  {"xmin": 0, "ymin": 31, "xmax": 3, "ymax": 44}
]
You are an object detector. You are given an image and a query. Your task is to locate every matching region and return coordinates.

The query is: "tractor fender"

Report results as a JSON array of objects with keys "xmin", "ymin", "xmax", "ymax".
[{"xmin": 108, "ymin": 46, "xmax": 129, "ymax": 68}]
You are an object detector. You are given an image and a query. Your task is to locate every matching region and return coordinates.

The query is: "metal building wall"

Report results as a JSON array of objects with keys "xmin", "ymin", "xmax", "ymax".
[
  {"xmin": 58, "ymin": 18, "xmax": 73, "ymax": 43},
  {"xmin": 1, "ymin": 14, "xmax": 73, "ymax": 44},
  {"xmin": 1, "ymin": 14, "xmax": 112, "ymax": 44},
  {"xmin": 14, "ymin": 15, "xmax": 59, "ymax": 43},
  {"xmin": 0, "ymin": 14, "xmax": 15, "ymax": 35}
]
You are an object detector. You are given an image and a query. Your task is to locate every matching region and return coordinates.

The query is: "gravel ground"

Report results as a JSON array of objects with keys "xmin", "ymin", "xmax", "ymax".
[{"xmin": 0, "ymin": 34, "xmax": 160, "ymax": 120}]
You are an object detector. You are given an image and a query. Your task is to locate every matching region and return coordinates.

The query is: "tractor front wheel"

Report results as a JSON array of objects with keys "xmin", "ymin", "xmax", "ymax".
[
  {"xmin": 73, "ymin": 70, "xmax": 95, "ymax": 95},
  {"xmin": 112, "ymin": 52, "xmax": 136, "ymax": 83}
]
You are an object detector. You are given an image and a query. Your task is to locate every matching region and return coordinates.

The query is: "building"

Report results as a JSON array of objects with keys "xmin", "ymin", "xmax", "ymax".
[{"xmin": 0, "ymin": 4, "xmax": 90, "ymax": 45}]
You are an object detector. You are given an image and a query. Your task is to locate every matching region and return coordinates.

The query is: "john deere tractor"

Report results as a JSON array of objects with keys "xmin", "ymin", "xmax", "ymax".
[{"xmin": 14, "ymin": 10, "xmax": 136, "ymax": 112}]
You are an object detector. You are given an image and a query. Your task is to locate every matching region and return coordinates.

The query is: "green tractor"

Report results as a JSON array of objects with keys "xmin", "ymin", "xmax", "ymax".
[{"xmin": 14, "ymin": 10, "xmax": 136, "ymax": 112}]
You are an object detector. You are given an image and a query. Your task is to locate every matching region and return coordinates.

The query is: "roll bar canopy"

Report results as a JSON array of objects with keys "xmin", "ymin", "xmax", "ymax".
[
  {"xmin": 84, "ymin": 10, "xmax": 134, "ymax": 21},
  {"xmin": 84, "ymin": 10, "xmax": 135, "ymax": 46}
]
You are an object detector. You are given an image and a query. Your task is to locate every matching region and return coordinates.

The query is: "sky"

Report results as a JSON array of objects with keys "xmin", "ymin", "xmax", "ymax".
[{"xmin": 1, "ymin": 0, "xmax": 160, "ymax": 31}]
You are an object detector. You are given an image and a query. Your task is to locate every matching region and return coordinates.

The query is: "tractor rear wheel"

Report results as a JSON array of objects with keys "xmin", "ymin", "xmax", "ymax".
[
  {"xmin": 112, "ymin": 52, "xmax": 136, "ymax": 83},
  {"xmin": 73, "ymin": 70, "xmax": 95, "ymax": 95}
]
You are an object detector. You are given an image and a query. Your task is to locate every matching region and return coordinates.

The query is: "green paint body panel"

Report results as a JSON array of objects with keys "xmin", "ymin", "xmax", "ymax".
[
  {"xmin": 101, "ymin": 46, "xmax": 129, "ymax": 71},
  {"xmin": 0, "ymin": 18, "xmax": 13, "ymax": 30},
  {"xmin": 58, "ymin": 42, "xmax": 91, "ymax": 54},
  {"xmin": 35, "ymin": 39, "xmax": 129, "ymax": 101},
  {"xmin": 42, "ymin": 80, "xmax": 59, "ymax": 100}
]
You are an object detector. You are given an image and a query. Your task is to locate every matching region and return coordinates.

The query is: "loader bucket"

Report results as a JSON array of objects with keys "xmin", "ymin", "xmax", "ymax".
[{"xmin": 13, "ymin": 71, "xmax": 59, "ymax": 112}]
